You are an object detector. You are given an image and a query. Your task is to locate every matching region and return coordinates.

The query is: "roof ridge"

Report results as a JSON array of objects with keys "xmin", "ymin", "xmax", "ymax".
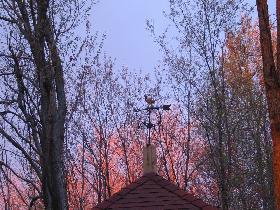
[{"xmin": 93, "ymin": 172, "xmax": 219, "ymax": 210}]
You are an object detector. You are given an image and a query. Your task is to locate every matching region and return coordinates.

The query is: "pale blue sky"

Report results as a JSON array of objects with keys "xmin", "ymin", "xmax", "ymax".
[
  {"xmin": 91, "ymin": 0, "xmax": 169, "ymax": 73},
  {"xmin": 91, "ymin": 0, "xmax": 275, "ymax": 74}
]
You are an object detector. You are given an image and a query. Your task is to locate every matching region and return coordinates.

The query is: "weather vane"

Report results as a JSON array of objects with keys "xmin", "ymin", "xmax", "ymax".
[{"xmin": 134, "ymin": 95, "xmax": 171, "ymax": 145}]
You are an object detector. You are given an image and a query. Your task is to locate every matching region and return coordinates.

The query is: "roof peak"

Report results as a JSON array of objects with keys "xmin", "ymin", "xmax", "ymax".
[{"xmin": 93, "ymin": 172, "xmax": 218, "ymax": 210}]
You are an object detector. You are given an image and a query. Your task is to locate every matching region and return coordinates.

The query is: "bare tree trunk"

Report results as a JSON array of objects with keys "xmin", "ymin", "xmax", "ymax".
[
  {"xmin": 256, "ymin": 0, "xmax": 280, "ymax": 209},
  {"xmin": 29, "ymin": 11, "xmax": 68, "ymax": 210},
  {"xmin": 184, "ymin": 87, "xmax": 192, "ymax": 189},
  {"xmin": 0, "ymin": 0, "xmax": 69, "ymax": 208},
  {"xmin": 104, "ymin": 139, "xmax": 111, "ymax": 198}
]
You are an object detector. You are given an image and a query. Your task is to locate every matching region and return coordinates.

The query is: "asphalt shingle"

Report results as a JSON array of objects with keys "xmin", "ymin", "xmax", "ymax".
[{"xmin": 93, "ymin": 172, "xmax": 219, "ymax": 210}]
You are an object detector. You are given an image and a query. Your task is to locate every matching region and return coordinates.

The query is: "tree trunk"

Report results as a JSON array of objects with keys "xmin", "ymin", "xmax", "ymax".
[
  {"xmin": 256, "ymin": 0, "xmax": 280, "ymax": 209},
  {"xmin": 17, "ymin": 1, "xmax": 69, "ymax": 208}
]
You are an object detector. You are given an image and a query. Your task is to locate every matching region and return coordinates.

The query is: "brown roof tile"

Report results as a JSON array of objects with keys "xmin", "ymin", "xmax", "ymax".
[
  {"xmin": 93, "ymin": 172, "xmax": 218, "ymax": 210},
  {"xmin": 202, "ymin": 206, "xmax": 220, "ymax": 210}
]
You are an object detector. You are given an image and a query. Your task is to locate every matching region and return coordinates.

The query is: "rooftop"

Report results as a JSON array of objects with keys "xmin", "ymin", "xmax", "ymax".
[{"xmin": 93, "ymin": 172, "xmax": 218, "ymax": 210}]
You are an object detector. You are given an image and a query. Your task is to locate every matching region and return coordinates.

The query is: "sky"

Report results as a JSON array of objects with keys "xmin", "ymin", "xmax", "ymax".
[
  {"xmin": 91, "ymin": 0, "xmax": 169, "ymax": 73},
  {"xmin": 91, "ymin": 0, "xmax": 276, "ymax": 74}
]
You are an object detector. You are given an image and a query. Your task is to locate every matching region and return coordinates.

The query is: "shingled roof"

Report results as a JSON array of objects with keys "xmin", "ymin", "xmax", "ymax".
[{"xmin": 93, "ymin": 172, "xmax": 218, "ymax": 210}]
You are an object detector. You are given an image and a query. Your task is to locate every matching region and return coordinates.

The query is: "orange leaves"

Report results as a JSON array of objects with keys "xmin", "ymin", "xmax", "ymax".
[{"xmin": 224, "ymin": 17, "xmax": 262, "ymax": 88}]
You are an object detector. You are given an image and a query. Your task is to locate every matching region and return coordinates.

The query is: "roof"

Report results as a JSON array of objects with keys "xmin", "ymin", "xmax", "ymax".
[{"xmin": 93, "ymin": 172, "xmax": 218, "ymax": 210}]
